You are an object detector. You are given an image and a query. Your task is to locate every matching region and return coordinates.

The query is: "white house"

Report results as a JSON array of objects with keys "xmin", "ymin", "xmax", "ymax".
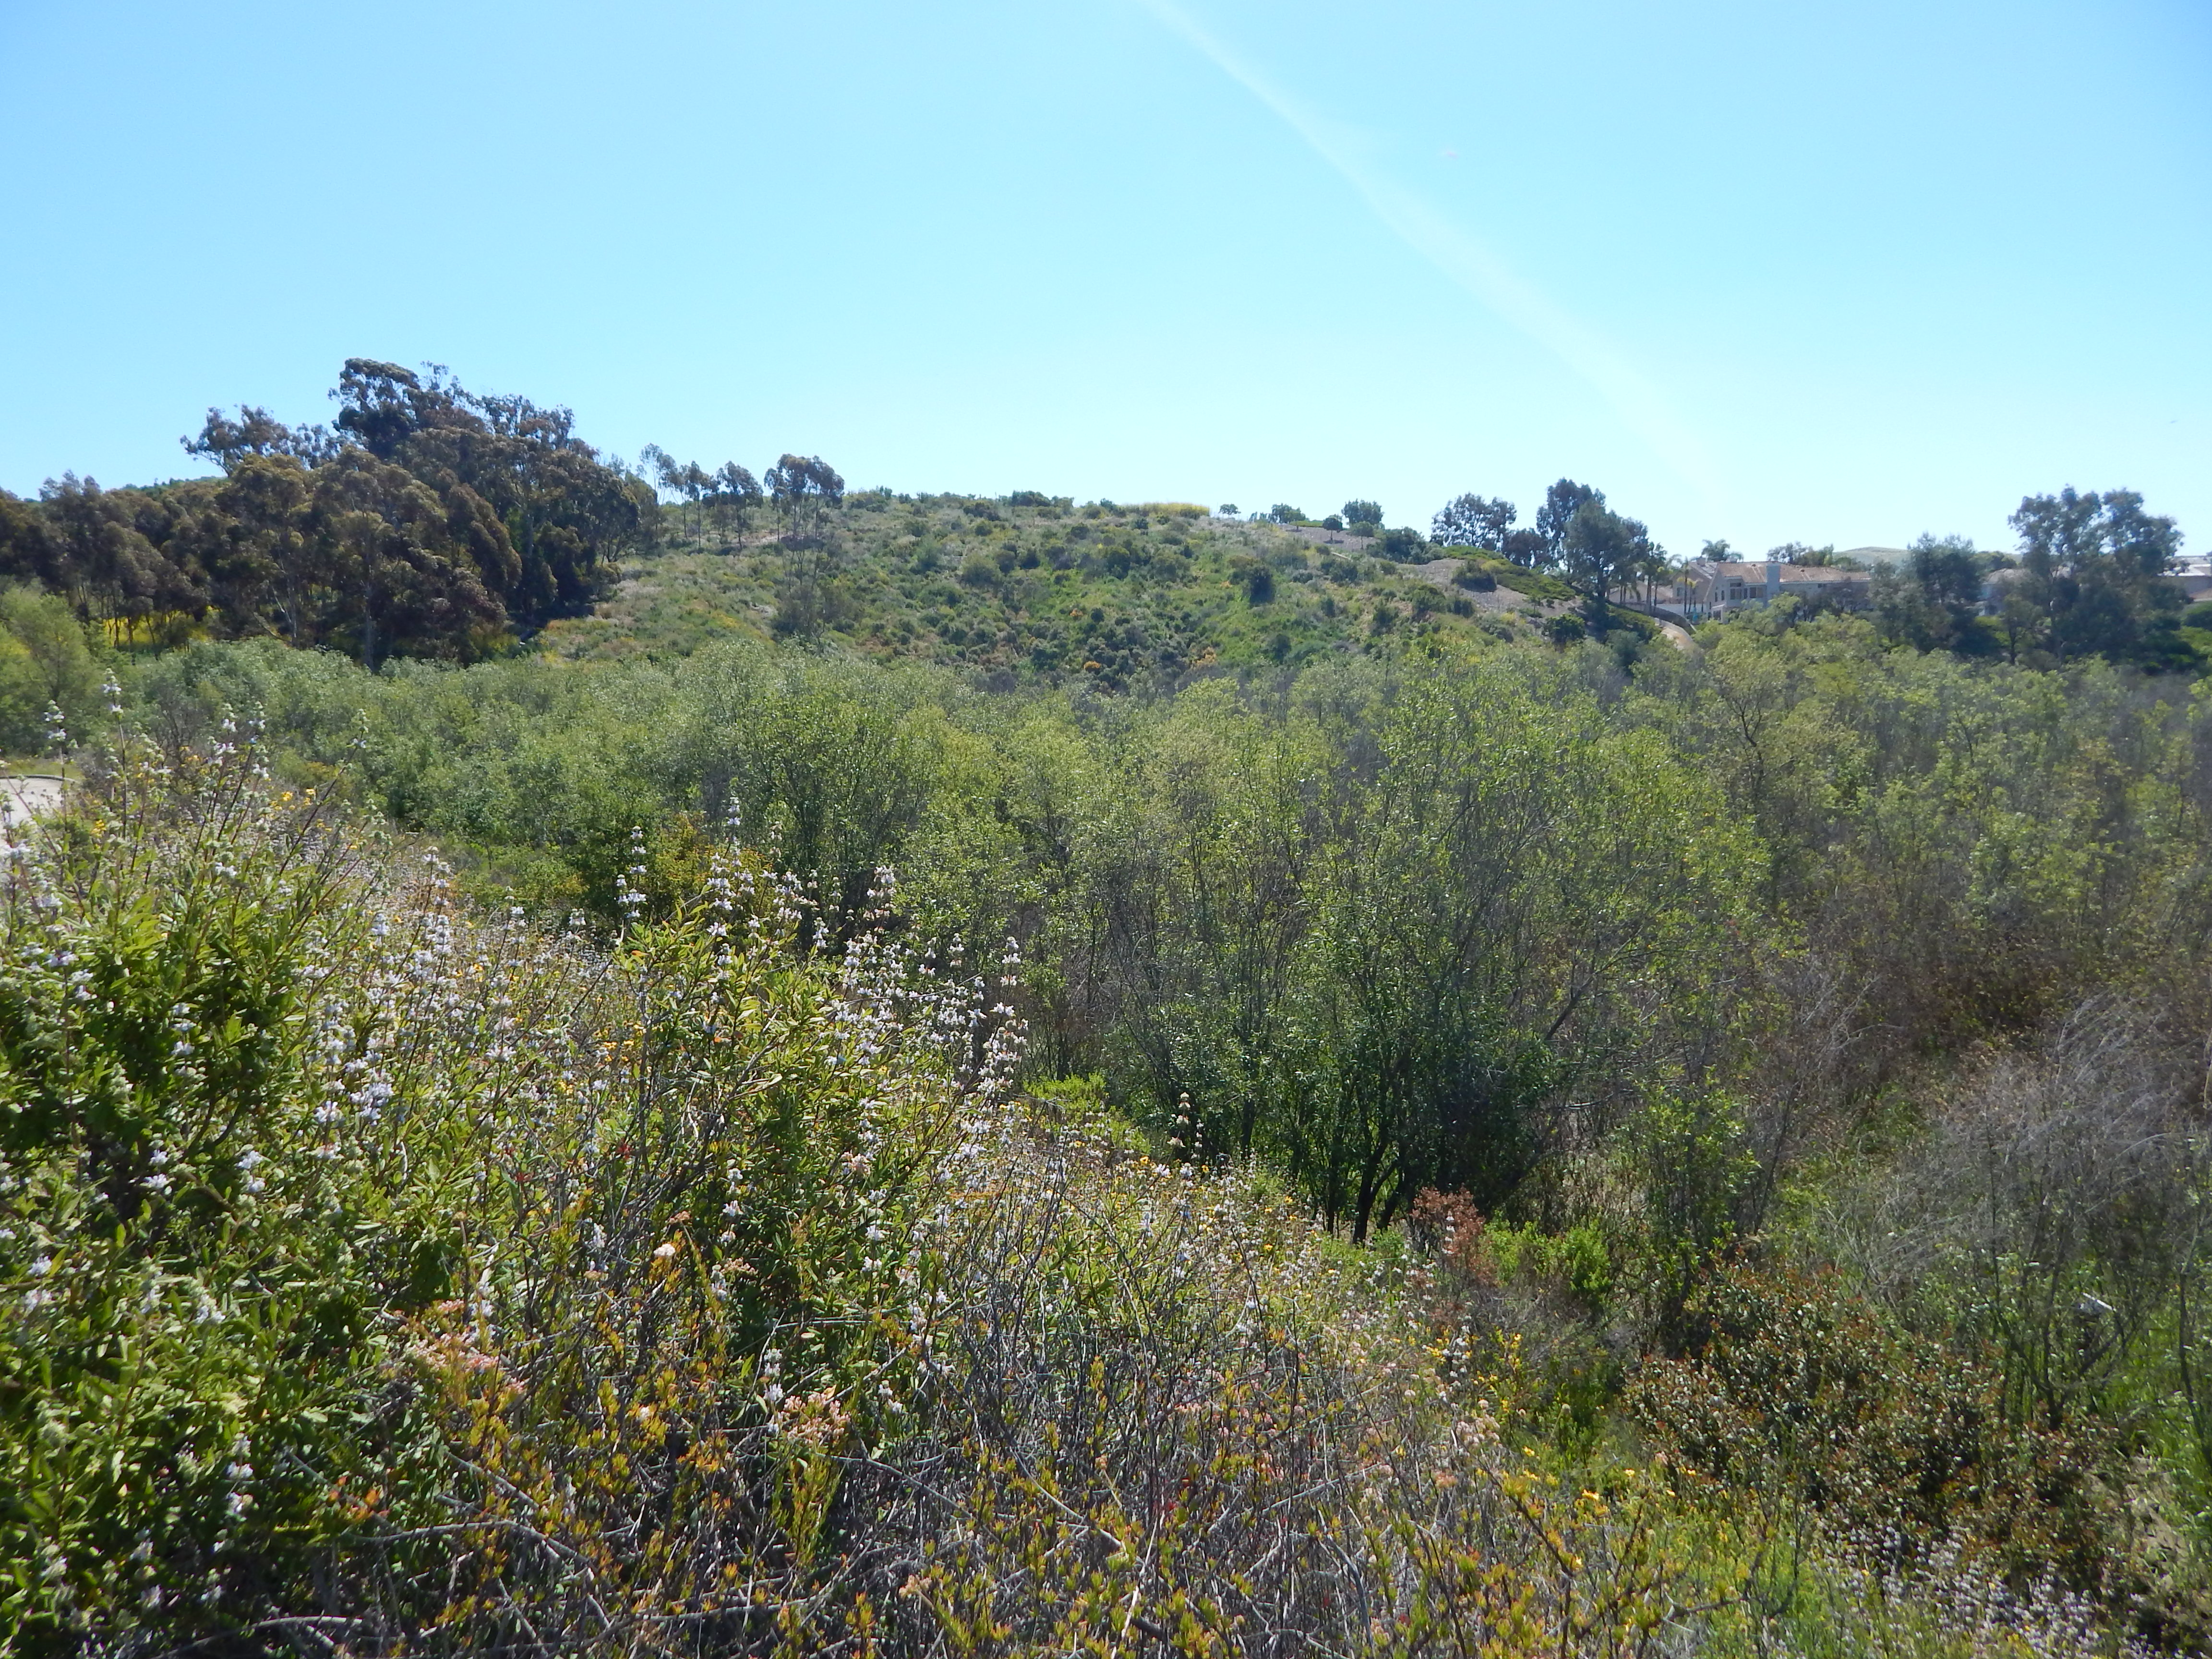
[{"xmin": 1666, "ymin": 558, "xmax": 1870, "ymax": 622}]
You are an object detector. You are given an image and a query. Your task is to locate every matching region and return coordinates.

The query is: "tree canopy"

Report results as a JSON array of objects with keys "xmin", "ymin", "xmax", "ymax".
[
  {"xmin": 1560, "ymin": 499, "xmax": 1662, "ymax": 615},
  {"xmin": 0, "ymin": 362, "xmax": 652, "ymax": 663},
  {"xmin": 1999, "ymin": 487, "xmax": 2186, "ymax": 666},
  {"xmin": 1536, "ymin": 479, "xmax": 1603, "ymax": 565},
  {"xmin": 767, "ymin": 454, "xmax": 846, "ymax": 537},
  {"xmin": 1431, "ymin": 493, "xmax": 1517, "ymax": 551}
]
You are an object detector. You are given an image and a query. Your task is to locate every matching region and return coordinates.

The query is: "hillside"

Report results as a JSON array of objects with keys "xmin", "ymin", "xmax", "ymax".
[
  {"xmin": 2, "ymin": 357, "xmax": 2185, "ymax": 701},
  {"xmin": 538, "ymin": 494, "xmax": 1575, "ymax": 680}
]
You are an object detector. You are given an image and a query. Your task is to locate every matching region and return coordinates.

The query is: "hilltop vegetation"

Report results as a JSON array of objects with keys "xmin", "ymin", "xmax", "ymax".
[
  {"xmin": 4, "ymin": 360, "xmax": 2190, "ymax": 688},
  {"xmin": 538, "ymin": 490, "xmax": 1551, "ymax": 682},
  {"xmin": 3, "ymin": 363, "xmax": 2211, "ymax": 1656}
]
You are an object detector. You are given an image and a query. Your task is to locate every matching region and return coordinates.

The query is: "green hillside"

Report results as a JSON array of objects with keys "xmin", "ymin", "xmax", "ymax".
[{"xmin": 540, "ymin": 493, "xmax": 1553, "ymax": 678}]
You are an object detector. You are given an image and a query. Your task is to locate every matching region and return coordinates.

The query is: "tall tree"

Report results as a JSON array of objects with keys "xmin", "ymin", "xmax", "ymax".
[
  {"xmin": 183, "ymin": 406, "xmax": 337, "ymax": 469},
  {"xmin": 1499, "ymin": 528, "xmax": 1549, "ymax": 567},
  {"xmin": 308, "ymin": 448, "xmax": 505, "ymax": 669},
  {"xmin": 681, "ymin": 463, "xmax": 712, "ymax": 540},
  {"xmin": 1871, "ymin": 535, "xmax": 1992, "ymax": 655},
  {"xmin": 2005, "ymin": 487, "xmax": 2184, "ymax": 665},
  {"xmin": 207, "ymin": 454, "xmax": 319, "ymax": 644},
  {"xmin": 1536, "ymin": 479, "xmax": 1603, "ymax": 569},
  {"xmin": 1431, "ymin": 493, "xmax": 1517, "ymax": 551},
  {"xmin": 36, "ymin": 475, "xmax": 202, "ymax": 626},
  {"xmin": 641, "ymin": 448, "xmax": 718, "ymax": 542},
  {"xmin": 1560, "ymin": 499, "xmax": 1660, "ymax": 624},
  {"xmin": 767, "ymin": 455, "xmax": 845, "ymax": 539},
  {"xmin": 712, "ymin": 463, "xmax": 763, "ymax": 546},
  {"xmin": 2, "ymin": 361, "xmax": 640, "ymax": 658},
  {"xmin": 0, "ymin": 491, "xmax": 60, "ymax": 589},
  {"xmin": 330, "ymin": 361, "xmax": 640, "ymax": 629}
]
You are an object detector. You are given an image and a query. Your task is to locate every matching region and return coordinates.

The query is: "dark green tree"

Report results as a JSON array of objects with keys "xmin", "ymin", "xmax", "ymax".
[
  {"xmin": 1431, "ymin": 493, "xmax": 1516, "ymax": 550},
  {"xmin": 1536, "ymin": 479, "xmax": 1602, "ymax": 569},
  {"xmin": 36, "ymin": 476, "xmax": 202, "ymax": 627},
  {"xmin": 2003, "ymin": 488, "xmax": 2185, "ymax": 666},
  {"xmin": 1500, "ymin": 528, "xmax": 1548, "ymax": 566},
  {"xmin": 1560, "ymin": 499, "xmax": 1659, "ymax": 623},
  {"xmin": 0, "ymin": 491, "xmax": 60, "ymax": 590},
  {"xmin": 206, "ymin": 454, "xmax": 318, "ymax": 645},
  {"xmin": 328, "ymin": 361, "xmax": 639, "ymax": 629},
  {"xmin": 183, "ymin": 405, "xmax": 336, "ymax": 469},
  {"xmin": 1871, "ymin": 535, "xmax": 1992, "ymax": 655},
  {"xmin": 310, "ymin": 448, "xmax": 506, "ymax": 669}
]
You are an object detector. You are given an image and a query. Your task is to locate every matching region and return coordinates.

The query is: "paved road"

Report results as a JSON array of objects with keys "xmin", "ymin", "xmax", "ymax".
[
  {"xmin": 0, "ymin": 776, "xmax": 65, "ymax": 827},
  {"xmin": 1633, "ymin": 610, "xmax": 1698, "ymax": 652}
]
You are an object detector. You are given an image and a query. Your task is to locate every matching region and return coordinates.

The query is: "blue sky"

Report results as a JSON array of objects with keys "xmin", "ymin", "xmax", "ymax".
[{"xmin": 2, "ymin": 0, "xmax": 2206, "ymax": 558}]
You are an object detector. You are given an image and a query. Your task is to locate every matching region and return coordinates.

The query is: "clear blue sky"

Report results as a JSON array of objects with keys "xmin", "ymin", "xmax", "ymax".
[{"xmin": 2, "ymin": 0, "xmax": 2206, "ymax": 558}]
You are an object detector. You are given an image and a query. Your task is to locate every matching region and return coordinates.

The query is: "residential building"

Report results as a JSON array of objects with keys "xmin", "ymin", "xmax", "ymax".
[{"xmin": 1664, "ymin": 558, "xmax": 1871, "ymax": 622}]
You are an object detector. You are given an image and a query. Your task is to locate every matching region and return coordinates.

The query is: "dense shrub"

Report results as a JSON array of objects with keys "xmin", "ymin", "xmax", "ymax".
[
  {"xmin": 0, "ymin": 587, "xmax": 108, "ymax": 754},
  {"xmin": 0, "ymin": 752, "xmax": 2087, "ymax": 1658},
  {"xmin": 1632, "ymin": 1263, "xmax": 2209, "ymax": 1644},
  {"xmin": 1, "ymin": 758, "xmax": 1705, "ymax": 1655},
  {"xmin": 0, "ymin": 747, "xmax": 1001, "ymax": 1648}
]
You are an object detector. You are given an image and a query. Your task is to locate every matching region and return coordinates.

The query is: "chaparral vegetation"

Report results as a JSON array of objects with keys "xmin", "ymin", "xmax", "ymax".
[{"xmin": 4, "ymin": 364, "xmax": 2211, "ymax": 1657}]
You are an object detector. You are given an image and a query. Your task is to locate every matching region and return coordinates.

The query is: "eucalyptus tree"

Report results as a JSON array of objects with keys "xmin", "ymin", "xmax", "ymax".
[
  {"xmin": 33, "ymin": 475, "xmax": 209, "ymax": 627},
  {"xmin": 639, "ymin": 445, "xmax": 710, "ymax": 541},
  {"xmin": 325, "ymin": 361, "xmax": 639, "ymax": 628},
  {"xmin": 712, "ymin": 463, "xmax": 764, "ymax": 546},
  {"xmin": 767, "ymin": 455, "xmax": 845, "ymax": 540}
]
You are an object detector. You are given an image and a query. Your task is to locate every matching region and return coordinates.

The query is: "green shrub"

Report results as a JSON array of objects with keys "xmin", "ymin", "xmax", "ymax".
[
  {"xmin": 0, "ymin": 587, "xmax": 106, "ymax": 755},
  {"xmin": 1632, "ymin": 1263, "xmax": 2205, "ymax": 1639},
  {"xmin": 0, "ymin": 747, "xmax": 2172, "ymax": 1656},
  {"xmin": 0, "ymin": 748, "xmax": 988, "ymax": 1649}
]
